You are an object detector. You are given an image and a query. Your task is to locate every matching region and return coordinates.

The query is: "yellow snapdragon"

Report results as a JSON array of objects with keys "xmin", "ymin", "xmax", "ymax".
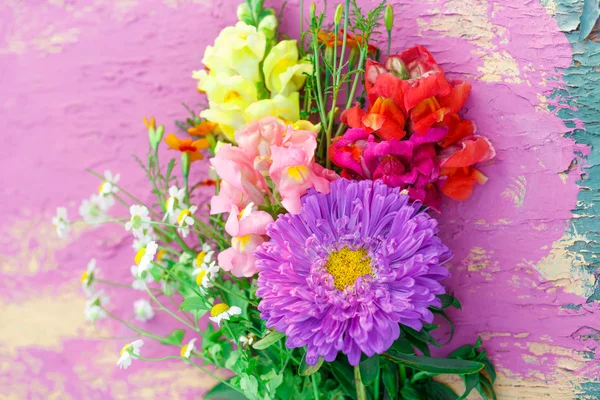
[{"xmin": 194, "ymin": 21, "xmax": 313, "ymax": 142}]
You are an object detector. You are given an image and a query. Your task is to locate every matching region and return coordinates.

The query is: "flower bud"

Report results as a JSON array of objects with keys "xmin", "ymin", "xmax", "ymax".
[
  {"xmin": 348, "ymin": 46, "xmax": 359, "ymax": 68},
  {"xmin": 237, "ymin": 3, "xmax": 253, "ymax": 24},
  {"xmin": 310, "ymin": 2, "xmax": 316, "ymax": 19},
  {"xmin": 334, "ymin": 4, "xmax": 343, "ymax": 26},
  {"xmin": 386, "ymin": 55, "xmax": 409, "ymax": 80},
  {"xmin": 384, "ymin": 4, "xmax": 393, "ymax": 32},
  {"xmin": 258, "ymin": 14, "xmax": 278, "ymax": 38},
  {"xmin": 149, "ymin": 124, "xmax": 164, "ymax": 153}
]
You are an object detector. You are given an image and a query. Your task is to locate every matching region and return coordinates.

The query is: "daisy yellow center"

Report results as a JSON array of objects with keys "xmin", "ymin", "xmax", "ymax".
[
  {"xmin": 210, "ymin": 303, "xmax": 230, "ymax": 317},
  {"xmin": 177, "ymin": 209, "xmax": 191, "ymax": 224},
  {"xmin": 120, "ymin": 344, "xmax": 131, "ymax": 356},
  {"xmin": 180, "ymin": 345, "xmax": 188, "ymax": 357},
  {"xmin": 156, "ymin": 249, "xmax": 166, "ymax": 263},
  {"xmin": 196, "ymin": 270, "xmax": 207, "ymax": 286},
  {"xmin": 81, "ymin": 271, "xmax": 89, "ymax": 284},
  {"xmin": 196, "ymin": 251, "xmax": 207, "ymax": 266},
  {"xmin": 135, "ymin": 248, "xmax": 146, "ymax": 265},
  {"xmin": 325, "ymin": 247, "xmax": 373, "ymax": 291},
  {"xmin": 286, "ymin": 165, "xmax": 309, "ymax": 182},
  {"xmin": 131, "ymin": 215, "xmax": 142, "ymax": 229},
  {"xmin": 98, "ymin": 182, "xmax": 107, "ymax": 194}
]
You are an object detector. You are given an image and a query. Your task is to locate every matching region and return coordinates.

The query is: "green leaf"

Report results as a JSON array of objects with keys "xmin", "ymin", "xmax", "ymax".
[
  {"xmin": 240, "ymin": 374, "xmax": 260, "ymax": 400},
  {"xmin": 482, "ymin": 358, "xmax": 497, "ymax": 383},
  {"xmin": 329, "ymin": 360, "xmax": 356, "ymax": 398},
  {"xmin": 298, "ymin": 352, "xmax": 324, "ymax": 376},
  {"xmin": 261, "ymin": 369, "xmax": 284, "ymax": 396},
  {"xmin": 400, "ymin": 381, "xmax": 424, "ymax": 400},
  {"xmin": 390, "ymin": 336, "xmax": 415, "ymax": 355},
  {"xmin": 384, "ymin": 351, "xmax": 484, "ymax": 375},
  {"xmin": 204, "ymin": 381, "xmax": 248, "ymax": 400},
  {"xmin": 457, "ymin": 372, "xmax": 480, "ymax": 399},
  {"xmin": 449, "ymin": 344, "xmax": 477, "ymax": 360},
  {"xmin": 403, "ymin": 326, "xmax": 441, "ymax": 349},
  {"xmin": 160, "ymin": 329, "xmax": 185, "ymax": 346},
  {"xmin": 179, "ymin": 297, "xmax": 210, "ymax": 312},
  {"xmin": 358, "ymin": 356, "xmax": 379, "ymax": 386},
  {"xmin": 423, "ymin": 381, "xmax": 458, "ymax": 400},
  {"xmin": 252, "ymin": 330, "xmax": 285, "ymax": 350},
  {"xmin": 381, "ymin": 362, "xmax": 398, "ymax": 399},
  {"xmin": 431, "ymin": 308, "xmax": 455, "ymax": 345},
  {"xmin": 477, "ymin": 375, "xmax": 497, "ymax": 400}
]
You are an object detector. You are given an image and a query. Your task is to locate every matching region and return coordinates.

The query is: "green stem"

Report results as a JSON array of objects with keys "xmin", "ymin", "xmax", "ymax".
[
  {"xmin": 211, "ymin": 281, "xmax": 258, "ymax": 307},
  {"xmin": 374, "ymin": 368, "xmax": 381, "ymax": 399},
  {"xmin": 354, "ymin": 365, "xmax": 367, "ymax": 400},
  {"xmin": 400, "ymin": 365, "xmax": 407, "ymax": 382},
  {"xmin": 336, "ymin": 49, "xmax": 367, "ymax": 137},
  {"xmin": 145, "ymin": 286, "xmax": 200, "ymax": 332},
  {"xmin": 311, "ymin": 26, "xmax": 328, "ymax": 127},
  {"xmin": 95, "ymin": 279, "xmax": 133, "ymax": 289},
  {"xmin": 387, "ymin": 30, "xmax": 392, "ymax": 57},
  {"xmin": 187, "ymin": 358, "xmax": 245, "ymax": 396},
  {"xmin": 135, "ymin": 355, "xmax": 182, "ymax": 362},
  {"xmin": 151, "ymin": 261, "xmax": 204, "ymax": 298},
  {"xmin": 311, "ymin": 374, "xmax": 320, "ymax": 400},
  {"xmin": 337, "ymin": 0, "xmax": 350, "ymax": 74},
  {"xmin": 103, "ymin": 308, "xmax": 166, "ymax": 343}
]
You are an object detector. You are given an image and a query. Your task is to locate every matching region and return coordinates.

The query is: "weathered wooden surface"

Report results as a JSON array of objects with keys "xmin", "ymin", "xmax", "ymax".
[{"xmin": 1, "ymin": 0, "xmax": 598, "ymax": 398}]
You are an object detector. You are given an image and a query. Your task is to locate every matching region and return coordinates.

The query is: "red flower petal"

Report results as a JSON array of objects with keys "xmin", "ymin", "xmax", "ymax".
[
  {"xmin": 439, "ymin": 115, "xmax": 476, "ymax": 148},
  {"xmin": 438, "ymin": 79, "xmax": 472, "ymax": 113},
  {"xmin": 341, "ymin": 104, "xmax": 367, "ymax": 129},
  {"xmin": 439, "ymin": 136, "xmax": 496, "ymax": 168}
]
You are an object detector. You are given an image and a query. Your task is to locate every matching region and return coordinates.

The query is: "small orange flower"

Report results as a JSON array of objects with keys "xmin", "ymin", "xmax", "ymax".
[
  {"xmin": 165, "ymin": 134, "xmax": 209, "ymax": 162},
  {"xmin": 317, "ymin": 30, "xmax": 342, "ymax": 47},
  {"xmin": 188, "ymin": 121, "xmax": 218, "ymax": 137},
  {"xmin": 342, "ymin": 30, "xmax": 378, "ymax": 54}
]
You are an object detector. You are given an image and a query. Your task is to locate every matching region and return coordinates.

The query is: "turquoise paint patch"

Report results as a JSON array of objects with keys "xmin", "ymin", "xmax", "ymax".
[
  {"xmin": 549, "ymin": 0, "xmax": 600, "ymax": 302},
  {"xmin": 548, "ymin": 1, "xmax": 600, "ymax": 398}
]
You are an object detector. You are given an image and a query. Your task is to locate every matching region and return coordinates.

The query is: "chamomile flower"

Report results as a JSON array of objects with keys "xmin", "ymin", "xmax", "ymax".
[
  {"xmin": 52, "ymin": 207, "xmax": 71, "ymax": 239},
  {"xmin": 164, "ymin": 186, "xmax": 186, "ymax": 223},
  {"xmin": 209, "ymin": 303, "xmax": 242, "ymax": 326},
  {"xmin": 99, "ymin": 170, "xmax": 120, "ymax": 196},
  {"xmin": 176, "ymin": 205, "xmax": 197, "ymax": 238},
  {"xmin": 117, "ymin": 339, "xmax": 143, "ymax": 370},
  {"xmin": 125, "ymin": 205, "xmax": 151, "ymax": 236},
  {"xmin": 179, "ymin": 252, "xmax": 193, "ymax": 264},
  {"xmin": 81, "ymin": 258, "xmax": 97, "ymax": 294},
  {"xmin": 135, "ymin": 241, "xmax": 158, "ymax": 275},
  {"xmin": 192, "ymin": 260, "xmax": 220, "ymax": 293},
  {"xmin": 79, "ymin": 194, "xmax": 109, "ymax": 224},
  {"xmin": 130, "ymin": 265, "xmax": 154, "ymax": 290},
  {"xmin": 85, "ymin": 292, "xmax": 109, "ymax": 322},
  {"xmin": 134, "ymin": 299, "xmax": 155, "ymax": 322},
  {"xmin": 239, "ymin": 333, "xmax": 256, "ymax": 348},
  {"xmin": 180, "ymin": 338, "xmax": 197, "ymax": 359},
  {"xmin": 193, "ymin": 243, "xmax": 214, "ymax": 269},
  {"xmin": 132, "ymin": 228, "xmax": 156, "ymax": 251}
]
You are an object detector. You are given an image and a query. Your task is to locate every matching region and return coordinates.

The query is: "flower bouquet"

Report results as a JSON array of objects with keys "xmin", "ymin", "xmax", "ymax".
[{"xmin": 55, "ymin": 0, "xmax": 498, "ymax": 398}]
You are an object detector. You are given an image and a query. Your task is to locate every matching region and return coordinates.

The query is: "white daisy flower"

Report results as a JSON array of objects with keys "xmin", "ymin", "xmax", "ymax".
[
  {"xmin": 85, "ymin": 291, "xmax": 109, "ymax": 322},
  {"xmin": 79, "ymin": 194, "xmax": 109, "ymax": 224},
  {"xmin": 180, "ymin": 338, "xmax": 197, "ymax": 359},
  {"xmin": 136, "ymin": 241, "xmax": 158, "ymax": 275},
  {"xmin": 193, "ymin": 243, "xmax": 214, "ymax": 269},
  {"xmin": 134, "ymin": 299, "xmax": 155, "ymax": 322},
  {"xmin": 125, "ymin": 205, "xmax": 151, "ymax": 236},
  {"xmin": 132, "ymin": 228, "xmax": 156, "ymax": 251},
  {"xmin": 176, "ymin": 205, "xmax": 197, "ymax": 238},
  {"xmin": 209, "ymin": 303, "xmax": 242, "ymax": 326},
  {"xmin": 131, "ymin": 265, "xmax": 154, "ymax": 290},
  {"xmin": 192, "ymin": 260, "xmax": 220, "ymax": 293},
  {"xmin": 239, "ymin": 334, "xmax": 255, "ymax": 348},
  {"xmin": 99, "ymin": 170, "xmax": 120, "ymax": 196},
  {"xmin": 81, "ymin": 258, "xmax": 97, "ymax": 294},
  {"xmin": 164, "ymin": 186, "xmax": 186, "ymax": 223},
  {"xmin": 117, "ymin": 339, "xmax": 143, "ymax": 370},
  {"xmin": 52, "ymin": 207, "xmax": 71, "ymax": 239}
]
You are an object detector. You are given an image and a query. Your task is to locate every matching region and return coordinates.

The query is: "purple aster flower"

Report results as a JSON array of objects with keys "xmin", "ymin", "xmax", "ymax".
[{"xmin": 255, "ymin": 179, "xmax": 452, "ymax": 366}]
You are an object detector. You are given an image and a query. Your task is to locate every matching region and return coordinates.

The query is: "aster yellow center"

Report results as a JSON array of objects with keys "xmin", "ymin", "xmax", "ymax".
[
  {"xmin": 135, "ymin": 248, "xmax": 146, "ymax": 265},
  {"xmin": 196, "ymin": 270, "xmax": 207, "ymax": 286},
  {"xmin": 210, "ymin": 303, "xmax": 230, "ymax": 317},
  {"xmin": 177, "ymin": 209, "xmax": 191, "ymax": 224},
  {"xmin": 325, "ymin": 247, "xmax": 373, "ymax": 291}
]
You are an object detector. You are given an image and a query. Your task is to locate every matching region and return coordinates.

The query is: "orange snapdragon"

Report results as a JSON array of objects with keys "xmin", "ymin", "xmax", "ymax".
[{"xmin": 165, "ymin": 134, "xmax": 209, "ymax": 162}]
